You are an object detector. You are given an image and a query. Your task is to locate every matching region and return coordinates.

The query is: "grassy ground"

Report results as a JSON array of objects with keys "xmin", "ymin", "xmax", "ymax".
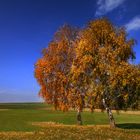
[{"xmin": 0, "ymin": 103, "xmax": 139, "ymax": 139}]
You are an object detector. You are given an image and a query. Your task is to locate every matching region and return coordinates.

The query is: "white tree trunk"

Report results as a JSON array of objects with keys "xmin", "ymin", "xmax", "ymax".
[{"xmin": 102, "ymin": 99, "xmax": 116, "ymax": 128}]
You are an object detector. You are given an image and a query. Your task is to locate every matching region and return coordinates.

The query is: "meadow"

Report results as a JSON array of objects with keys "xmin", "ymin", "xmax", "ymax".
[{"xmin": 0, "ymin": 103, "xmax": 139, "ymax": 140}]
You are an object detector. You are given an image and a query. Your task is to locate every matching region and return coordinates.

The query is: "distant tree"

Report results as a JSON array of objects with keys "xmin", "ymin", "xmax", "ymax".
[
  {"xmin": 70, "ymin": 18, "xmax": 140, "ymax": 128},
  {"xmin": 34, "ymin": 25, "xmax": 79, "ymax": 118}
]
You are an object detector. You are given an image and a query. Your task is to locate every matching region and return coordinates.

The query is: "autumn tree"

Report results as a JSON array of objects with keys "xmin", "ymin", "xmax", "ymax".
[
  {"xmin": 71, "ymin": 18, "xmax": 140, "ymax": 128},
  {"xmin": 34, "ymin": 25, "xmax": 78, "ymax": 111},
  {"xmin": 35, "ymin": 18, "xmax": 140, "ymax": 127}
]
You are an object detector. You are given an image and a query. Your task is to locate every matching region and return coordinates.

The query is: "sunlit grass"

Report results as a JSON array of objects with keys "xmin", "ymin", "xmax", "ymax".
[
  {"xmin": 0, "ymin": 124, "xmax": 139, "ymax": 140},
  {"xmin": 0, "ymin": 103, "xmax": 139, "ymax": 139}
]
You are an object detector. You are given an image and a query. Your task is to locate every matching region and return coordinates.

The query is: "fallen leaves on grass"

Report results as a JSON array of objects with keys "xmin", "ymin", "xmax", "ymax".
[{"xmin": 0, "ymin": 123, "xmax": 139, "ymax": 140}]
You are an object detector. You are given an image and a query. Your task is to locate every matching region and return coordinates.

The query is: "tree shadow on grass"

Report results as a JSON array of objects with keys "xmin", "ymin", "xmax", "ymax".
[{"xmin": 117, "ymin": 123, "xmax": 140, "ymax": 129}]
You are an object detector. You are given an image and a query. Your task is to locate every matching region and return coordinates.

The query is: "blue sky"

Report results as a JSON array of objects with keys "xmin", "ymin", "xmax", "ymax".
[{"xmin": 0, "ymin": 0, "xmax": 140, "ymax": 102}]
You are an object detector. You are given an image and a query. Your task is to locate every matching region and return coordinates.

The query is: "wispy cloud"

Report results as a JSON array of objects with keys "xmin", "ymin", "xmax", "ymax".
[
  {"xmin": 95, "ymin": 0, "xmax": 126, "ymax": 16},
  {"xmin": 0, "ymin": 89, "xmax": 16, "ymax": 94},
  {"xmin": 125, "ymin": 16, "xmax": 140, "ymax": 32},
  {"xmin": 0, "ymin": 88, "xmax": 41, "ymax": 103}
]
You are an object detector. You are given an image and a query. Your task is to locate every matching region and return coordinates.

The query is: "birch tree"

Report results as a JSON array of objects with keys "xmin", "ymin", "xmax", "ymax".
[
  {"xmin": 35, "ymin": 25, "xmax": 78, "ymax": 111},
  {"xmin": 71, "ymin": 18, "xmax": 140, "ymax": 128}
]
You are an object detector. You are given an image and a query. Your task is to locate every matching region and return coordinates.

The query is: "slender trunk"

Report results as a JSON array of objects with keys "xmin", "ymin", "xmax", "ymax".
[
  {"xmin": 77, "ymin": 108, "xmax": 82, "ymax": 125},
  {"xmin": 102, "ymin": 99, "xmax": 116, "ymax": 128}
]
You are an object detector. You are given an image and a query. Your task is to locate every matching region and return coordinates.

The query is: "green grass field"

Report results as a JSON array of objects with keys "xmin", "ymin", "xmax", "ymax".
[{"xmin": 0, "ymin": 103, "xmax": 140, "ymax": 140}]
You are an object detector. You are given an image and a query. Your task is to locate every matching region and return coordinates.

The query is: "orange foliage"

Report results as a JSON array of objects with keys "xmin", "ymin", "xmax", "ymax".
[
  {"xmin": 35, "ymin": 18, "xmax": 140, "ymax": 113},
  {"xmin": 35, "ymin": 25, "xmax": 78, "ymax": 111}
]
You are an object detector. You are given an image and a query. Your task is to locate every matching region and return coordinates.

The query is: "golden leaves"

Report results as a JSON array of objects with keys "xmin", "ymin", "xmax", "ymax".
[
  {"xmin": 34, "ymin": 25, "xmax": 78, "ymax": 110},
  {"xmin": 35, "ymin": 18, "xmax": 140, "ymax": 112},
  {"xmin": 70, "ymin": 18, "xmax": 140, "ymax": 110}
]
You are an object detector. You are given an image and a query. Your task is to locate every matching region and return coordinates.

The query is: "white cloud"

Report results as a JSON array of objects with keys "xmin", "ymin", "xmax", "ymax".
[
  {"xmin": 95, "ymin": 0, "xmax": 126, "ymax": 16},
  {"xmin": 125, "ymin": 16, "xmax": 140, "ymax": 32}
]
